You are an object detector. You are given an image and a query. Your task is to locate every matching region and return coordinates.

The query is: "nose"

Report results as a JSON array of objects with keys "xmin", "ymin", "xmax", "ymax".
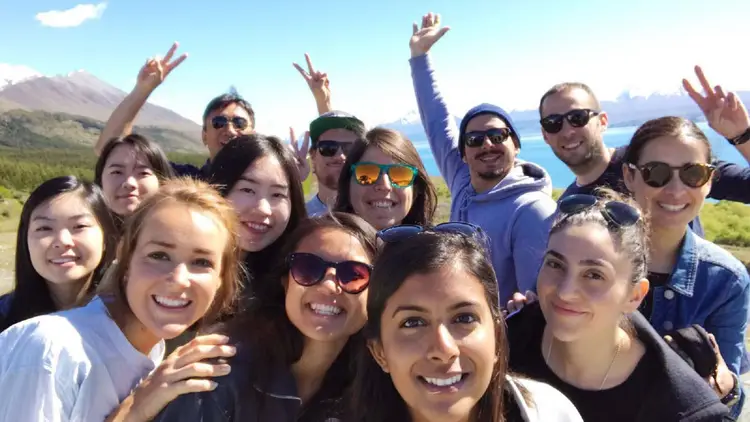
[
  {"xmin": 373, "ymin": 171, "xmax": 393, "ymax": 192},
  {"xmin": 319, "ymin": 267, "xmax": 343, "ymax": 294},
  {"xmin": 169, "ymin": 262, "xmax": 191, "ymax": 287},
  {"xmin": 481, "ymin": 136, "xmax": 494, "ymax": 150},
  {"xmin": 53, "ymin": 229, "xmax": 74, "ymax": 248},
  {"xmin": 122, "ymin": 175, "xmax": 137, "ymax": 189},
  {"xmin": 555, "ymin": 272, "xmax": 579, "ymax": 301},
  {"xmin": 663, "ymin": 169, "xmax": 688, "ymax": 194},
  {"xmin": 251, "ymin": 196, "xmax": 273, "ymax": 217},
  {"xmin": 427, "ymin": 324, "xmax": 460, "ymax": 363}
]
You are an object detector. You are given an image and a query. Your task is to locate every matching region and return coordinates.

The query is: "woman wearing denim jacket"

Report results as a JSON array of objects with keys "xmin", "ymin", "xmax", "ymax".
[{"xmin": 622, "ymin": 116, "xmax": 749, "ymax": 416}]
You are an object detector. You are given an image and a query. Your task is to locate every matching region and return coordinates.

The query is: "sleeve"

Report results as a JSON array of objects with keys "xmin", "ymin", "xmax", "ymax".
[
  {"xmin": 0, "ymin": 330, "xmax": 79, "ymax": 422},
  {"xmin": 704, "ymin": 270, "xmax": 750, "ymax": 376},
  {"xmin": 708, "ymin": 160, "xmax": 750, "ymax": 203},
  {"xmin": 511, "ymin": 196, "xmax": 556, "ymax": 295},
  {"xmin": 409, "ymin": 53, "xmax": 468, "ymax": 193}
]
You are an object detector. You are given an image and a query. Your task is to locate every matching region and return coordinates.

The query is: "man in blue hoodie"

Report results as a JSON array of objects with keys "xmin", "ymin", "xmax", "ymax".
[{"xmin": 408, "ymin": 13, "xmax": 556, "ymax": 303}]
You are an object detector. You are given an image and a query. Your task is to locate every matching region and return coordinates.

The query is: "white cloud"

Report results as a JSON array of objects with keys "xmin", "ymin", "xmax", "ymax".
[{"xmin": 35, "ymin": 2, "xmax": 107, "ymax": 28}]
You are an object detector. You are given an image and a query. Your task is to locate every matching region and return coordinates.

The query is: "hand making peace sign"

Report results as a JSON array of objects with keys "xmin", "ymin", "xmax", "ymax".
[
  {"xmin": 136, "ymin": 42, "xmax": 188, "ymax": 93},
  {"xmin": 293, "ymin": 53, "xmax": 330, "ymax": 106},
  {"xmin": 683, "ymin": 65, "xmax": 750, "ymax": 140},
  {"xmin": 289, "ymin": 127, "xmax": 311, "ymax": 182}
]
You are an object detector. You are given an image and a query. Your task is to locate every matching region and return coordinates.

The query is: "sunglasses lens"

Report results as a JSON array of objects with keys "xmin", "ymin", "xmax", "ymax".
[
  {"xmin": 290, "ymin": 253, "xmax": 326, "ymax": 286},
  {"xmin": 377, "ymin": 225, "xmax": 424, "ymax": 243},
  {"xmin": 435, "ymin": 222, "xmax": 479, "ymax": 237},
  {"xmin": 388, "ymin": 165, "xmax": 417, "ymax": 188},
  {"xmin": 211, "ymin": 116, "xmax": 228, "ymax": 129},
  {"xmin": 336, "ymin": 261, "xmax": 372, "ymax": 293},
  {"xmin": 605, "ymin": 202, "xmax": 641, "ymax": 226},
  {"xmin": 540, "ymin": 116, "xmax": 564, "ymax": 134},
  {"xmin": 353, "ymin": 163, "xmax": 382, "ymax": 185},
  {"xmin": 567, "ymin": 110, "xmax": 592, "ymax": 127},
  {"xmin": 680, "ymin": 164, "xmax": 713, "ymax": 187},
  {"xmin": 232, "ymin": 117, "xmax": 249, "ymax": 130},
  {"xmin": 464, "ymin": 133, "xmax": 485, "ymax": 148},
  {"xmin": 559, "ymin": 194, "xmax": 598, "ymax": 214},
  {"xmin": 640, "ymin": 162, "xmax": 672, "ymax": 188},
  {"xmin": 317, "ymin": 141, "xmax": 339, "ymax": 157}
]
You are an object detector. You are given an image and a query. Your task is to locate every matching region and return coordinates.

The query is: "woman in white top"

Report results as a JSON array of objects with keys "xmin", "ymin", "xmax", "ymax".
[
  {"xmin": 351, "ymin": 223, "xmax": 581, "ymax": 422},
  {"xmin": 0, "ymin": 178, "xmax": 243, "ymax": 422}
]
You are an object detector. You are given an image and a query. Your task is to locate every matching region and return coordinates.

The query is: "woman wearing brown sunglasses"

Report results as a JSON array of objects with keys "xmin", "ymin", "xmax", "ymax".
[
  {"xmin": 153, "ymin": 212, "xmax": 377, "ymax": 421},
  {"xmin": 622, "ymin": 116, "xmax": 748, "ymax": 416}
]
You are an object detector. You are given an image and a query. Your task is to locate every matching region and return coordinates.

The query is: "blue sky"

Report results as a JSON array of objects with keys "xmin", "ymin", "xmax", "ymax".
[{"xmin": 1, "ymin": 0, "xmax": 749, "ymax": 136}]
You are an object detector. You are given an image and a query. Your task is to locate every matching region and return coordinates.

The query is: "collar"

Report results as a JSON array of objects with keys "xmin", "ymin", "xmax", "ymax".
[
  {"xmin": 251, "ymin": 363, "xmax": 301, "ymax": 403},
  {"xmin": 666, "ymin": 228, "xmax": 699, "ymax": 297}
]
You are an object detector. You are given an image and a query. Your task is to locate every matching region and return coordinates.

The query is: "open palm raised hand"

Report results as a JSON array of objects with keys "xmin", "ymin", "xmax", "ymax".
[
  {"xmin": 136, "ymin": 42, "xmax": 188, "ymax": 93},
  {"xmin": 683, "ymin": 65, "xmax": 750, "ymax": 139},
  {"xmin": 410, "ymin": 12, "xmax": 451, "ymax": 58}
]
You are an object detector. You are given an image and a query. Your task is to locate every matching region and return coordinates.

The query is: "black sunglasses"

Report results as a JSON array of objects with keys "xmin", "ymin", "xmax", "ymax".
[
  {"xmin": 540, "ymin": 109, "xmax": 599, "ymax": 134},
  {"xmin": 288, "ymin": 252, "xmax": 372, "ymax": 294},
  {"xmin": 377, "ymin": 222, "xmax": 490, "ymax": 250},
  {"xmin": 211, "ymin": 115, "xmax": 249, "ymax": 131},
  {"xmin": 315, "ymin": 140, "xmax": 354, "ymax": 157},
  {"xmin": 627, "ymin": 162, "xmax": 715, "ymax": 188},
  {"xmin": 558, "ymin": 194, "xmax": 641, "ymax": 227},
  {"xmin": 464, "ymin": 128, "xmax": 513, "ymax": 148}
]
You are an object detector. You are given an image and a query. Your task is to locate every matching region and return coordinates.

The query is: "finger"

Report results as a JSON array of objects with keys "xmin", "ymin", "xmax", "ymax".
[
  {"xmin": 436, "ymin": 26, "xmax": 451, "ymax": 40},
  {"xmin": 525, "ymin": 290, "xmax": 538, "ymax": 302},
  {"xmin": 293, "ymin": 63, "xmax": 311, "ymax": 81},
  {"xmin": 166, "ymin": 54, "xmax": 188, "ymax": 73},
  {"xmin": 413, "ymin": 22, "xmax": 418, "ymax": 35},
  {"xmin": 174, "ymin": 334, "xmax": 230, "ymax": 356},
  {"xmin": 305, "ymin": 53, "xmax": 316, "ymax": 74},
  {"xmin": 289, "ymin": 127, "xmax": 298, "ymax": 150},
  {"xmin": 422, "ymin": 14, "xmax": 430, "ymax": 29},
  {"xmin": 167, "ymin": 378, "xmax": 220, "ymax": 399},
  {"xmin": 164, "ymin": 361, "xmax": 232, "ymax": 384},
  {"xmin": 714, "ymin": 85, "xmax": 726, "ymax": 99},
  {"xmin": 163, "ymin": 42, "xmax": 178, "ymax": 63},
  {"xmin": 682, "ymin": 79, "xmax": 708, "ymax": 110},
  {"xmin": 174, "ymin": 344, "xmax": 237, "ymax": 368},
  {"xmin": 695, "ymin": 65, "xmax": 715, "ymax": 99},
  {"xmin": 728, "ymin": 92, "xmax": 740, "ymax": 111},
  {"xmin": 301, "ymin": 131, "xmax": 310, "ymax": 156}
]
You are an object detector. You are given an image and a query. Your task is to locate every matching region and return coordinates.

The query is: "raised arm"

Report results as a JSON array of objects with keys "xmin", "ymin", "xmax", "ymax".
[
  {"xmin": 293, "ymin": 53, "xmax": 332, "ymax": 115},
  {"xmin": 94, "ymin": 43, "xmax": 188, "ymax": 156},
  {"xmin": 408, "ymin": 13, "xmax": 467, "ymax": 192}
]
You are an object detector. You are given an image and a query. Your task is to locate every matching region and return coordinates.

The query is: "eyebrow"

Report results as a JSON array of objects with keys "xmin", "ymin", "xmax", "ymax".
[
  {"xmin": 391, "ymin": 301, "xmax": 479, "ymax": 318},
  {"xmin": 32, "ymin": 213, "xmax": 93, "ymax": 222},
  {"xmin": 546, "ymin": 249, "xmax": 609, "ymax": 267},
  {"xmin": 239, "ymin": 176, "xmax": 288, "ymax": 190},
  {"xmin": 106, "ymin": 162, "xmax": 152, "ymax": 169},
  {"xmin": 146, "ymin": 240, "xmax": 213, "ymax": 255}
]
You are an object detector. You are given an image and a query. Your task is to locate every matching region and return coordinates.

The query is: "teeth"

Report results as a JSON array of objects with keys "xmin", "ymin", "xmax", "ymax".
[
  {"xmin": 479, "ymin": 155, "xmax": 499, "ymax": 162},
  {"xmin": 246, "ymin": 222, "xmax": 270, "ymax": 232},
  {"xmin": 372, "ymin": 200, "xmax": 394, "ymax": 209},
  {"xmin": 154, "ymin": 296, "xmax": 190, "ymax": 308},
  {"xmin": 423, "ymin": 374, "xmax": 463, "ymax": 387},
  {"xmin": 658, "ymin": 203, "xmax": 688, "ymax": 212},
  {"xmin": 562, "ymin": 141, "xmax": 582, "ymax": 150},
  {"xmin": 310, "ymin": 303, "xmax": 343, "ymax": 316},
  {"xmin": 50, "ymin": 257, "xmax": 77, "ymax": 264}
]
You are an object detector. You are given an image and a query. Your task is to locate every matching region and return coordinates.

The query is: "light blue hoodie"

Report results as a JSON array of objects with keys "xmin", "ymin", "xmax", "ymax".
[{"xmin": 410, "ymin": 53, "xmax": 557, "ymax": 303}]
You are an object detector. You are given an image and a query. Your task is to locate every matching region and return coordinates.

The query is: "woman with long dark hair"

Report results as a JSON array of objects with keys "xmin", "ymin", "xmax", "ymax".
[
  {"xmin": 0, "ymin": 176, "xmax": 118, "ymax": 332},
  {"xmin": 351, "ymin": 224, "xmax": 580, "ymax": 421},
  {"xmin": 154, "ymin": 212, "xmax": 377, "ymax": 421}
]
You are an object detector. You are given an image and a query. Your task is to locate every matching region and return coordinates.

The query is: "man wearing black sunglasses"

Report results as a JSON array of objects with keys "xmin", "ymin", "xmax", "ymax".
[
  {"xmin": 408, "ymin": 13, "xmax": 557, "ymax": 303},
  {"xmin": 540, "ymin": 67, "xmax": 750, "ymax": 237},
  {"xmin": 94, "ymin": 43, "xmax": 255, "ymax": 179}
]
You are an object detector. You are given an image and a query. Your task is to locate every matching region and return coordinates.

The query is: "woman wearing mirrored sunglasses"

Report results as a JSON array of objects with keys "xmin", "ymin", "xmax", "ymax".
[
  {"xmin": 351, "ymin": 226, "xmax": 582, "ymax": 422},
  {"xmin": 506, "ymin": 190, "xmax": 732, "ymax": 421},
  {"xmin": 622, "ymin": 116, "xmax": 748, "ymax": 416},
  {"xmin": 154, "ymin": 212, "xmax": 378, "ymax": 421},
  {"xmin": 335, "ymin": 127, "xmax": 438, "ymax": 230}
]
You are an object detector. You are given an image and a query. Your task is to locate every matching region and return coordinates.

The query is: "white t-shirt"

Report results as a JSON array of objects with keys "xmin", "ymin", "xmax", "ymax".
[
  {"xmin": 0, "ymin": 296, "xmax": 165, "ymax": 421},
  {"xmin": 508, "ymin": 375, "xmax": 582, "ymax": 421}
]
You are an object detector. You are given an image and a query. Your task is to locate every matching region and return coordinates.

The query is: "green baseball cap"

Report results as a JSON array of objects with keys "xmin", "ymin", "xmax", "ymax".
[{"xmin": 309, "ymin": 111, "xmax": 366, "ymax": 148}]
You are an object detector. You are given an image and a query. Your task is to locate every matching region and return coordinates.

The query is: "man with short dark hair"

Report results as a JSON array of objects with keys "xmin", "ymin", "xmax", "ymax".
[{"xmin": 94, "ymin": 43, "xmax": 255, "ymax": 179}]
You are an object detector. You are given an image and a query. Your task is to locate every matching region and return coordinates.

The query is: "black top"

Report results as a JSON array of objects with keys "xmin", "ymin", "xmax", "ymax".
[
  {"xmin": 171, "ymin": 160, "xmax": 211, "ymax": 180},
  {"xmin": 639, "ymin": 272, "xmax": 671, "ymax": 320},
  {"xmin": 506, "ymin": 302, "xmax": 731, "ymax": 421}
]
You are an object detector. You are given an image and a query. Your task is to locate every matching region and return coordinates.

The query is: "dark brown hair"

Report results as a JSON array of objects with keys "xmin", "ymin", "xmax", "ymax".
[
  {"xmin": 96, "ymin": 177, "xmax": 242, "ymax": 327},
  {"xmin": 334, "ymin": 127, "xmax": 437, "ymax": 226},
  {"xmin": 351, "ymin": 232, "xmax": 510, "ymax": 422},
  {"xmin": 538, "ymin": 82, "xmax": 601, "ymax": 117},
  {"xmin": 623, "ymin": 116, "xmax": 713, "ymax": 165}
]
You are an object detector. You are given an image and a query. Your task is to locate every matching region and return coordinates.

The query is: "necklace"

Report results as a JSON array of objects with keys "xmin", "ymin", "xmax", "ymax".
[{"xmin": 545, "ymin": 335, "xmax": 622, "ymax": 390}]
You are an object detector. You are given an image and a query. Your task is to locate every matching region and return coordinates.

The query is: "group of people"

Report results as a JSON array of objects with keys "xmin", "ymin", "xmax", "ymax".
[{"xmin": 0, "ymin": 11, "xmax": 749, "ymax": 421}]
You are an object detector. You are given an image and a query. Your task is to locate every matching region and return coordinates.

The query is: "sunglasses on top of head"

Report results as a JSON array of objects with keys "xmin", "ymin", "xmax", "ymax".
[
  {"xmin": 627, "ymin": 161, "xmax": 715, "ymax": 188},
  {"xmin": 315, "ymin": 140, "xmax": 354, "ymax": 157},
  {"xmin": 464, "ymin": 128, "xmax": 513, "ymax": 148},
  {"xmin": 558, "ymin": 194, "xmax": 641, "ymax": 227},
  {"xmin": 351, "ymin": 162, "xmax": 418, "ymax": 189},
  {"xmin": 211, "ymin": 115, "xmax": 250, "ymax": 131},
  {"xmin": 288, "ymin": 252, "xmax": 372, "ymax": 294},
  {"xmin": 540, "ymin": 109, "xmax": 599, "ymax": 134},
  {"xmin": 377, "ymin": 222, "xmax": 490, "ymax": 250}
]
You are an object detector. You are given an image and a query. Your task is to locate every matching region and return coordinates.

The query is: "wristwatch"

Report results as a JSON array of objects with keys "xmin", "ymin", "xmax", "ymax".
[
  {"xmin": 720, "ymin": 371, "xmax": 741, "ymax": 407},
  {"xmin": 727, "ymin": 127, "xmax": 750, "ymax": 146}
]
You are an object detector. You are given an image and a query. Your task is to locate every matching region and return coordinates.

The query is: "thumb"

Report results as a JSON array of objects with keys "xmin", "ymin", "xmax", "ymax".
[
  {"xmin": 412, "ymin": 22, "xmax": 418, "ymax": 35},
  {"xmin": 436, "ymin": 26, "xmax": 451, "ymax": 40}
]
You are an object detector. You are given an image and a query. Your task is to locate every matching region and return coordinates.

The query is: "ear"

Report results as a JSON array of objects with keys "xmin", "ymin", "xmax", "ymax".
[
  {"xmin": 598, "ymin": 111, "xmax": 609, "ymax": 132},
  {"xmin": 625, "ymin": 278, "xmax": 650, "ymax": 313},
  {"xmin": 201, "ymin": 126, "xmax": 208, "ymax": 146},
  {"xmin": 622, "ymin": 162, "xmax": 636, "ymax": 193},
  {"xmin": 367, "ymin": 339, "xmax": 390, "ymax": 373}
]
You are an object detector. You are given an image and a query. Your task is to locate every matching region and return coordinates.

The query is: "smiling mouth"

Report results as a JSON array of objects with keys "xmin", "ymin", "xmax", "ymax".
[
  {"xmin": 561, "ymin": 140, "xmax": 583, "ymax": 151},
  {"xmin": 368, "ymin": 200, "xmax": 395, "ymax": 209},
  {"xmin": 657, "ymin": 202, "xmax": 689, "ymax": 212},
  {"xmin": 418, "ymin": 373, "xmax": 469, "ymax": 391},
  {"xmin": 309, "ymin": 303, "xmax": 344, "ymax": 316},
  {"xmin": 244, "ymin": 222, "xmax": 270, "ymax": 233},
  {"xmin": 478, "ymin": 154, "xmax": 501, "ymax": 163},
  {"xmin": 152, "ymin": 295, "xmax": 192, "ymax": 309},
  {"xmin": 50, "ymin": 257, "xmax": 78, "ymax": 265}
]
